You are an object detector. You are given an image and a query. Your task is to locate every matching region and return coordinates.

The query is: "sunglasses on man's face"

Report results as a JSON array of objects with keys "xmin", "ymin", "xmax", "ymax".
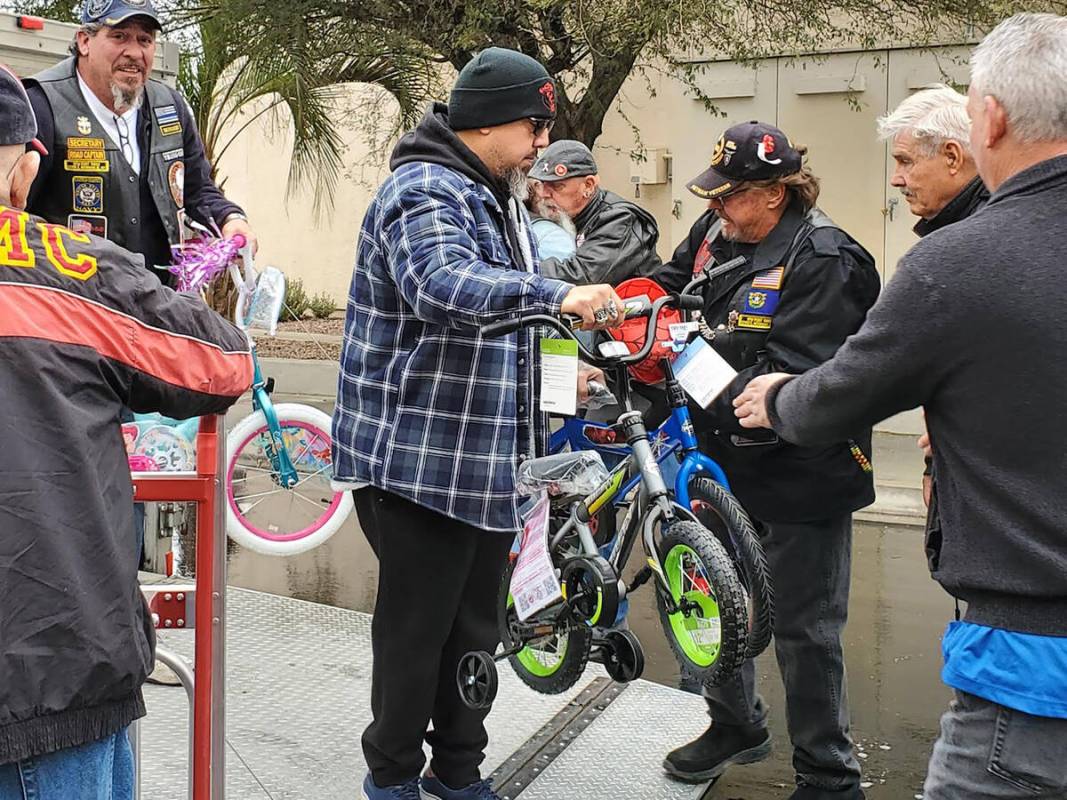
[{"xmin": 529, "ymin": 117, "xmax": 555, "ymax": 136}]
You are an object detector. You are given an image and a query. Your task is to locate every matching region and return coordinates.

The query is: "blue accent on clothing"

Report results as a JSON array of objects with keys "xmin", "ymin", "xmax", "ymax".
[
  {"xmin": 741, "ymin": 288, "xmax": 780, "ymax": 315},
  {"xmin": 0, "ymin": 729, "xmax": 133, "ymax": 800},
  {"xmin": 530, "ymin": 218, "xmax": 576, "ymax": 261},
  {"xmin": 942, "ymin": 620, "xmax": 1067, "ymax": 719}
]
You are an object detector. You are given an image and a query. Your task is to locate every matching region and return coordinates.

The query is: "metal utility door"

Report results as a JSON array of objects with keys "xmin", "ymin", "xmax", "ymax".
[
  {"xmin": 777, "ymin": 52, "xmax": 889, "ymax": 277},
  {"xmin": 671, "ymin": 60, "xmax": 778, "ymax": 242}
]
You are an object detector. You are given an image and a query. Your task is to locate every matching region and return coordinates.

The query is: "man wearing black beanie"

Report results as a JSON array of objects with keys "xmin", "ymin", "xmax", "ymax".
[{"xmin": 333, "ymin": 47, "xmax": 623, "ymax": 800}]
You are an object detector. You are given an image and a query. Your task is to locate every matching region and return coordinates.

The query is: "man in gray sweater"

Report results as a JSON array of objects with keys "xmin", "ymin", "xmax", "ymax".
[{"xmin": 732, "ymin": 13, "xmax": 1067, "ymax": 798}]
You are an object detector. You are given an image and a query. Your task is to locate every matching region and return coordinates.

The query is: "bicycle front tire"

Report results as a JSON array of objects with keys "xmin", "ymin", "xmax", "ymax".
[{"xmin": 225, "ymin": 403, "xmax": 352, "ymax": 555}]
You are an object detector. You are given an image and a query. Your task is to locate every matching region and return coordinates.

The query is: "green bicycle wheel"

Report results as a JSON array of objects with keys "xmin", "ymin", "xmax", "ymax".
[
  {"xmin": 499, "ymin": 558, "xmax": 592, "ymax": 694},
  {"xmin": 655, "ymin": 520, "xmax": 748, "ymax": 688}
]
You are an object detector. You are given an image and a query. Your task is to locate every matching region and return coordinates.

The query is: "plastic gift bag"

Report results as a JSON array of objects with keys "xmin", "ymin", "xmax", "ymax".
[
  {"xmin": 515, "ymin": 451, "xmax": 610, "ymax": 499},
  {"xmin": 124, "ymin": 413, "xmax": 199, "ymax": 472},
  {"xmin": 237, "ymin": 266, "xmax": 286, "ymax": 335}
]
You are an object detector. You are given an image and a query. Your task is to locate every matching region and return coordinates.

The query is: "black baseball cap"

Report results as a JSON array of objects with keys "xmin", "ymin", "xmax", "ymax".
[
  {"xmin": 529, "ymin": 140, "xmax": 598, "ymax": 181},
  {"xmin": 0, "ymin": 63, "xmax": 47, "ymax": 155},
  {"xmin": 687, "ymin": 121, "xmax": 802, "ymax": 200},
  {"xmin": 81, "ymin": 0, "xmax": 163, "ymax": 30}
]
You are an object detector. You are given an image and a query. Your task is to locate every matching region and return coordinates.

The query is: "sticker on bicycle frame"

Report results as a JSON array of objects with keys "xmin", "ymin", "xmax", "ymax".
[
  {"xmin": 540, "ymin": 337, "xmax": 579, "ymax": 416},
  {"xmin": 510, "ymin": 492, "xmax": 562, "ymax": 621},
  {"xmin": 674, "ymin": 337, "xmax": 737, "ymax": 409}
]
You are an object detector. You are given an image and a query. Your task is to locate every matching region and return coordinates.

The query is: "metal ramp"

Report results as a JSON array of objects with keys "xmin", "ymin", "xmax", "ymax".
[{"xmin": 141, "ymin": 587, "xmax": 714, "ymax": 799}]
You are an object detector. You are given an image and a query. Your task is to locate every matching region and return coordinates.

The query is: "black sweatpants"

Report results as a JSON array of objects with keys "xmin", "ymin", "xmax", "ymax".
[{"xmin": 353, "ymin": 487, "xmax": 513, "ymax": 788}]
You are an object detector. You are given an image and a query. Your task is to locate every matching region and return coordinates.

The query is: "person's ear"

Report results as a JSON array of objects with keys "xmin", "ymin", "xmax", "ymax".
[
  {"xmin": 943, "ymin": 140, "xmax": 966, "ymax": 174},
  {"xmin": 766, "ymin": 183, "xmax": 787, "ymax": 210},
  {"xmin": 76, "ymin": 30, "xmax": 92, "ymax": 58},
  {"xmin": 984, "ymin": 96, "xmax": 1008, "ymax": 149},
  {"xmin": 9, "ymin": 151, "xmax": 41, "ymax": 210}
]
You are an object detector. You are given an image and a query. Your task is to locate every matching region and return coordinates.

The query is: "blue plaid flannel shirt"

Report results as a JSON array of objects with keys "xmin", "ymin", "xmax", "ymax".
[{"xmin": 332, "ymin": 162, "xmax": 572, "ymax": 531}]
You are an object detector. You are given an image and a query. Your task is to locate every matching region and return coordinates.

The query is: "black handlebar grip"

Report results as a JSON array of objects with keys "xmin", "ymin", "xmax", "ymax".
[
  {"xmin": 677, "ymin": 295, "xmax": 704, "ymax": 311},
  {"xmin": 480, "ymin": 318, "xmax": 523, "ymax": 338}
]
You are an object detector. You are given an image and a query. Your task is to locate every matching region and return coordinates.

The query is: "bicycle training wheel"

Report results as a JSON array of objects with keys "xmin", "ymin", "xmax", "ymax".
[{"xmin": 226, "ymin": 403, "xmax": 353, "ymax": 555}]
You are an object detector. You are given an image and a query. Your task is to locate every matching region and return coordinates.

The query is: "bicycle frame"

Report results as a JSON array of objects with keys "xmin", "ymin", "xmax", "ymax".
[
  {"xmin": 542, "ymin": 410, "xmax": 704, "ymax": 616},
  {"xmin": 245, "ymin": 343, "xmax": 299, "ymax": 489},
  {"xmin": 549, "ymin": 382, "xmax": 730, "ymax": 510}
]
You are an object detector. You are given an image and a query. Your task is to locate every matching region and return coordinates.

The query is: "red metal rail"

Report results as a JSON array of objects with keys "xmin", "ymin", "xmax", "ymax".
[{"xmin": 133, "ymin": 415, "xmax": 225, "ymax": 799}]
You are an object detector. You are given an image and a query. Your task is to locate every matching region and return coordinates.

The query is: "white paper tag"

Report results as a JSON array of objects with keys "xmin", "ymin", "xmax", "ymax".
[
  {"xmin": 674, "ymin": 337, "xmax": 738, "ymax": 408},
  {"xmin": 540, "ymin": 338, "xmax": 579, "ymax": 416},
  {"xmin": 669, "ymin": 321, "xmax": 699, "ymax": 342},
  {"xmin": 511, "ymin": 492, "xmax": 562, "ymax": 621},
  {"xmin": 690, "ymin": 617, "xmax": 722, "ymax": 646}
]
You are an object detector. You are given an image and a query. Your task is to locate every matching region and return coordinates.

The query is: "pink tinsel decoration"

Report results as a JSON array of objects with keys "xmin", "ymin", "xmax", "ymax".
[{"xmin": 168, "ymin": 237, "xmax": 243, "ymax": 293}]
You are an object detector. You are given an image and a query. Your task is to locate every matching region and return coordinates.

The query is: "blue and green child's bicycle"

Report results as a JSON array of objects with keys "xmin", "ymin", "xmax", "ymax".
[{"xmin": 456, "ymin": 292, "xmax": 773, "ymax": 709}]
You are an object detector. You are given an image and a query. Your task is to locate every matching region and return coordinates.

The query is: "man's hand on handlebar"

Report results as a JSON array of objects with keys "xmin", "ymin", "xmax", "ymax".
[{"xmin": 560, "ymin": 284, "xmax": 626, "ymax": 330}]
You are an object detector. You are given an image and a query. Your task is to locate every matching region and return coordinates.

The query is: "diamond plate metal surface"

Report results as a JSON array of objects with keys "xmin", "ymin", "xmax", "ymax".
[
  {"xmin": 515, "ymin": 680, "xmax": 714, "ymax": 800},
  {"xmin": 140, "ymin": 587, "xmax": 600, "ymax": 799}
]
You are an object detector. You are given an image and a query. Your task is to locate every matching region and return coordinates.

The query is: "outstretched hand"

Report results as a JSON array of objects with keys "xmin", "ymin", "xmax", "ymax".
[{"xmin": 732, "ymin": 373, "xmax": 793, "ymax": 429}]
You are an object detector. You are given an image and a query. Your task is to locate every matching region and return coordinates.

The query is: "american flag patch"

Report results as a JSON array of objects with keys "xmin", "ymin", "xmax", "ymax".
[
  {"xmin": 155, "ymin": 105, "xmax": 179, "ymax": 125},
  {"xmin": 751, "ymin": 267, "xmax": 784, "ymax": 290}
]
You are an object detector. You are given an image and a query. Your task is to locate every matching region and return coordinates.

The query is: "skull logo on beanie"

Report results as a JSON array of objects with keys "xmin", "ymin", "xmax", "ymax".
[{"xmin": 448, "ymin": 47, "xmax": 557, "ymax": 131}]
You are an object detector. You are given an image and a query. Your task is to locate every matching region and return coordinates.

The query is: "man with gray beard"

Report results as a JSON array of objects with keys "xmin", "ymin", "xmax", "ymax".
[
  {"xmin": 332, "ymin": 46, "xmax": 623, "ymax": 800},
  {"xmin": 22, "ymin": 0, "xmax": 256, "ymax": 284},
  {"xmin": 527, "ymin": 178, "xmax": 577, "ymax": 260}
]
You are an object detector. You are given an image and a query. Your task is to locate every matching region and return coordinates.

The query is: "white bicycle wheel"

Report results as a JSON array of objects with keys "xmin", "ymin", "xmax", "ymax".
[{"xmin": 225, "ymin": 403, "xmax": 352, "ymax": 555}]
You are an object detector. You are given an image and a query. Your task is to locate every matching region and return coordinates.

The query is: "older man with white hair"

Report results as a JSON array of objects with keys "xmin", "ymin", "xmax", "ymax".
[
  {"xmin": 732, "ymin": 13, "xmax": 1067, "ymax": 798},
  {"xmin": 879, "ymin": 83, "xmax": 988, "ymax": 236}
]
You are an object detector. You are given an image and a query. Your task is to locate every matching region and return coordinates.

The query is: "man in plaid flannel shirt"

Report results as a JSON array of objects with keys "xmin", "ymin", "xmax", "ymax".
[{"xmin": 332, "ymin": 48, "xmax": 623, "ymax": 800}]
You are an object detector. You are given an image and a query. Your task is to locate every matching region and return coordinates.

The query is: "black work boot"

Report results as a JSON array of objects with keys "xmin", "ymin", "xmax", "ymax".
[
  {"xmin": 787, "ymin": 784, "xmax": 866, "ymax": 800},
  {"xmin": 663, "ymin": 723, "xmax": 772, "ymax": 783}
]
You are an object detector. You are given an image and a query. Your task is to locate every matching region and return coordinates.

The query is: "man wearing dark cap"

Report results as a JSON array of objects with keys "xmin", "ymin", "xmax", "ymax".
[
  {"xmin": 530, "ymin": 139, "xmax": 662, "ymax": 285},
  {"xmin": 0, "ymin": 62, "xmax": 252, "ymax": 800},
  {"xmin": 659, "ymin": 121, "xmax": 880, "ymax": 800},
  {"xmin": 332, "ymin": 47, "xmax": 622, "ymax": 800},
  {"xmin": 22, "ymin": 0, "xmax": 256, "ymax": 284}
]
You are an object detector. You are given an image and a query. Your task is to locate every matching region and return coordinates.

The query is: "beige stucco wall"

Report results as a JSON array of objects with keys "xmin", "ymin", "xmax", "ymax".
[
  {"xmin": 215, "ymin": 85, "xmax": 398, "ymax": 309},
  {"xmin": 215, "ymin": 42, "xmax": 972, "ymax": 316}
]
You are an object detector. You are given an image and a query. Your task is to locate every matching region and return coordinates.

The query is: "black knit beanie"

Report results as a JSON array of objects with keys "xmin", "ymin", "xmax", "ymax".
[{"xmin": 448, "ymin": 47, "xmax": 557, "ymax": 131}]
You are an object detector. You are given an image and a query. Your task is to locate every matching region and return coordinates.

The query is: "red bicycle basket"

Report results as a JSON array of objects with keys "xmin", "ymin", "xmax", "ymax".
[{"xmin": 607, "ymin": 277, "xmax": 681, "ymax": 385}]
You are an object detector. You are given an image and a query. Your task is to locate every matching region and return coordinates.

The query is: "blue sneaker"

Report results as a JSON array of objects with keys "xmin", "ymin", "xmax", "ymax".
[
  {"xmin": 362, "ymin": 774, "xmax": 421, "ymax": 800},
  {"xmin": 420, "ymin": 775, "xmax": 500, "ymax": 800}
]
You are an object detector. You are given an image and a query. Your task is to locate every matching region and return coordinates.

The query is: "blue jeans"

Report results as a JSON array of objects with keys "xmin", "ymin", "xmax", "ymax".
[
  {"xmin": 0, "ymin": 729, "xmax": 134, "ymax": 800},
  {"xmin": 923, "ymin": 690, "xmax": 1067, "ymax": 798}
]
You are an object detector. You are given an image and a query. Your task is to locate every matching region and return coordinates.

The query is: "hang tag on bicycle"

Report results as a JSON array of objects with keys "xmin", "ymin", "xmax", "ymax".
[
  {"xmin": 511, "ymin": 491, "xmax": 562, "ymax": 621},
  {"xmin": 540, "ymin": 338, "xmax": 579, "ymax": 416},
  {"xmin": 674, "ymin": 337, "xmax": 737, "ymax": 408}
]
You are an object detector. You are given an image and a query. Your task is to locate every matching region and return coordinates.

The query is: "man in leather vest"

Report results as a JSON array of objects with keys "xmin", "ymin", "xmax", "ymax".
[
  {"xmin": 529, "ymin": 139, "xmax": 662, "ymax": 285},
  {"xmin": 660, "ymin": 121, "xmax": 881, "ymax": 800},
  {"xmin": 22, "ymin": 0, "xmax": 256, "ymax": 286}
]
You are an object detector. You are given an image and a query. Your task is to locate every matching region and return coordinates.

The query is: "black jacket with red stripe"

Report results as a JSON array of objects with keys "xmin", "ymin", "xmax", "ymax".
[{"xmin": 0, "ymin": 206, "xmax": 252, "ymax": 765}]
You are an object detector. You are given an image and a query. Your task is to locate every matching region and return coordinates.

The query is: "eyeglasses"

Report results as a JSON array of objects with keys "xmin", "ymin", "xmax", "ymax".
[
  {"xmin": 529, "ymin": 117, "xmax": 555, "ymax": 136},
  {"xmin": 114, "ymin": 114, "xmax": 135, "ymax": 166},
  {"xmin": 708, "ymin": 183, "xmax": 754, "ymax": 206}
]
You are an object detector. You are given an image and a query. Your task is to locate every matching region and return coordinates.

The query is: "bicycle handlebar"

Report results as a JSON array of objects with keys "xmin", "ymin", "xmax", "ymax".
[
  {"xmin": 480, "ymin": 293, "xmax": 702, "ymax": 368},
  {"xmin": 682, "ymin": 254, "xmax": 747, "ymax": 296}
]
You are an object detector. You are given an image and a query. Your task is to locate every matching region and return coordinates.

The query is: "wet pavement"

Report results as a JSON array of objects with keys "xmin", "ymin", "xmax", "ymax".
[{"xmin": 226, "ymin": 504, "xmax": 951, "ymax": 799}]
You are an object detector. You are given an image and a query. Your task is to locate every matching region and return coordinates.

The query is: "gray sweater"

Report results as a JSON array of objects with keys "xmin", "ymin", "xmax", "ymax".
[{"xmin": 767, "ymin": 155, "xmax": 1067, "ymax": 636}]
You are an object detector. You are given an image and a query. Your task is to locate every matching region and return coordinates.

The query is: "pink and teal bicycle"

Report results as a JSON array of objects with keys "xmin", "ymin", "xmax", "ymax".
[{"xmin": 173, "ymin": 234, "xmax": 353, "ymax": 556}]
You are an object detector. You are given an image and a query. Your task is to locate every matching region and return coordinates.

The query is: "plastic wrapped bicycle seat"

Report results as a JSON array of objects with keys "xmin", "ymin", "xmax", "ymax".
[{"xmin": 516, "ymin": 451, "xmax": 610, "ymax": 498}]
